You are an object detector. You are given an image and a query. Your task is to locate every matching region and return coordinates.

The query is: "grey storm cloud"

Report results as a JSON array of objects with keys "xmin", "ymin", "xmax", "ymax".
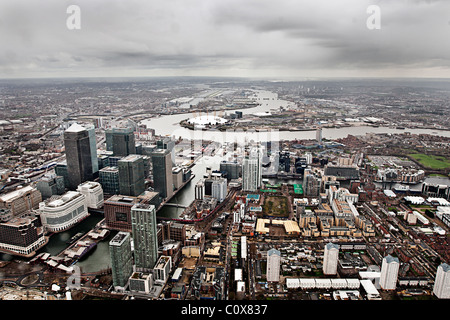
[{"xmin": 0, "ymin": 0, "xmax": 449, "ymax": 78}]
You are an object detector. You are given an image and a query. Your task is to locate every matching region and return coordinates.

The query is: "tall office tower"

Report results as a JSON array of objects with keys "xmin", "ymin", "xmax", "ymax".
[
  {"xmin": 157, "ymin": 137, "xmax": 175, "ymax": 165},
  {"xmin": 99, "ymin": 166, "xmax": 120, "ymax": 195},
  {"xmin": 55, "ymin": 161, "xmax": 71, "ymax": 188},
  {"xmin": 131, "ymin": 203, "xmax": 159, "ymax": 272},
  {"xmin": 106, "ymin": 127, "xmax": 136, "ymax": 157},
  {"xmin": 266, "ymin": 248, "xmax": 281, "ymax": 282},
  {"xmin": 316, "ymin": 126, "xmax": 322, "ymax": 145},
  {"xmin": 433, "ymin": 263, "xmax": 450, "ymax": 299},
  {"xmin": 220, "ymin": 160, "xmax": 241, "ymax": 180},
  {"xmin": 109, "ymin": 231, "xmax": 133, "ymax": 291},
  {"xmin": 64, "ymin": 123, "xmax": 93, "ymax": 190},
  {"xmin": 80, "ymin": 123, "xmax": 99, "ymax": 175},
  {"xmin": 36, "ymin": 174, "xmax": 65, "ymax": 200},
  {"xmin": 242, "ymin": 148, "xmax": 262, "ymax": 192},
  {"xmin": 118, "ymin": 155, "xmax": 145, "ymax": 197},
  {"xmin": 380, "ymin": 255, "xmax": 400, "ymax": 290},
  {"xmin": 323, "ymin": 242, "xmax": 339, "ymax": 275},
  {"xmin": 151, "ymin": 149, "xmax": 173, "ymax": 199}
]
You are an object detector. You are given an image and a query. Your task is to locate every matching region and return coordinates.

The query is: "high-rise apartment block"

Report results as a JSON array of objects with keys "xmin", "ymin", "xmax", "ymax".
[
  {"xmin": 380, "ymin": 255, "xmax": 400, "ymax": 290},
  {"xmin": 433, "ymin": 263, "xmax": 450, "ymax": 299},
  {"xmin": 212, "ymin": 178, "xmax": 227, "ymax": 202},
  {"xmin": 131, "ymin": 203, "xmax": 159, "ymax": 272},
  {"xmin": 109, "ymin": 231, "xmax": 133, "ymax": 291},
  {"xmin": 323, "ymin": 242, "xmax": 339, "ymax": 275},
  {"xmin": 242, "ymin": 149, "xmax": 262, "ymax": 192},
  {"xmin": 303, "ymin": 169, "xmax": 321, "ymax": 197},
  {"xmin": 266, "ymin": 248, "xmax": 281, "ymax": 282}
]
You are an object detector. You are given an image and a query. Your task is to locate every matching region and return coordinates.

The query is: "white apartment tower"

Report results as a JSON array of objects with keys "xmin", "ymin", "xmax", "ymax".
[
  {"xmin": 242, "ymin": 148, "xmax": 262, "ymax": 192},
  {"xmin": 266, "ymin": 248, "xmax": 281, "ymax": 282},
  {"xmin": 212, "ymin": 178, "xmax": 227, "ymax": 202},
  {"xmin": 195, "ymin": 180, "xmax": 204, "ymax": 200},
  {"xmin": 323, "ymin": 242, "xmax": 339, "ymax": 275},
  {"xmin": 380, "ymin": 255, "xmax": 400, "ymax": 290},
  {"xmin": 433, "ymin": 263, "xmax": 450, "ymax": 299},
  {"xmin": 131, "ymin": 203, "xmax": 159, "ymax": 272}
]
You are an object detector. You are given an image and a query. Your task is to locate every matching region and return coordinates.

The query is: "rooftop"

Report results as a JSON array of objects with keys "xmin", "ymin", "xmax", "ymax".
[
  {"xmin": 109, "ymin": 231, "xmax": 130, "ymax": 246},
  {"xmin": 0, "ymin": 186, "xmax": 36, "ymax": 202},
  {"xmin": 65, "ymin": 123, "xmax": 86, "ymax": 133}
]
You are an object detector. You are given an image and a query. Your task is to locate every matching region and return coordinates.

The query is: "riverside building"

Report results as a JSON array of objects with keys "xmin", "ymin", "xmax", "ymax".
[
  {"xmin": 38, "ymin": 191, "xmax": 89, "ymax": 233},
  {"xmin": 109, "ymin": 231, "xmax": 134, "ymax": 291},
  {"xmin": 0, "ymin": 212, "xmax": 46, "ymax": 257},
  {"xmin": 76, "ymin": 181, "xmax": 104, "ymax": 209}
]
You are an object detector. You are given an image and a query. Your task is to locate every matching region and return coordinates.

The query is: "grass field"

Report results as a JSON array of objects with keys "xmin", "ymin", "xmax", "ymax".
[
  {"xmin": 263, "ymin": 196, "xmax": 289, "ymax": 218},
  {"xmin": 408, "ymin": 153, "xmax": 450, "ymax": 170}
]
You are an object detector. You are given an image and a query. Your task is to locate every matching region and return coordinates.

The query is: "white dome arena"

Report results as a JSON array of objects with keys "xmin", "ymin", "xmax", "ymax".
[{"xmin": 187, "ymin": 115, "xmax": 228, "ymax": 126}]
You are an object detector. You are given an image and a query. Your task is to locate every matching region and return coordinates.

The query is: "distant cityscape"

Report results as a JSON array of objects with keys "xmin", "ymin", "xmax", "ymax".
[{"xmin": 0, "ymin": 77, "xmax": 449, "ymax": 302}]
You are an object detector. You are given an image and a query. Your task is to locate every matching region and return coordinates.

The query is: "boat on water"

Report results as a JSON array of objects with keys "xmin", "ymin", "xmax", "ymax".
[
  {"xmin": 66, "ymin": 232, "xmax": 84, "ymax": 245},
  {"xmin": 76, "ymin": 242, "xmax": 97, "ymax": 261}
]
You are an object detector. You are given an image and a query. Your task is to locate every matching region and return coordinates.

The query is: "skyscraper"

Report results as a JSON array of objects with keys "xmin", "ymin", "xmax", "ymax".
[
  {"xmin": 151, "ymin": 149, "xmax": 173, "ymax": 199},
  {"xmin": 266, "ymin": 248, "xmax": 281, "ymax": 282},
  {"xmin": 106, "ymin": 127, "xmax": 136, "ymax": 157},
  {"xmin": 380, "ymin": 255, "xmax": 399, "ymax": 290},
  {"xmin": 64, "ymin": 123, "xmax": 93, "ymax": 190},
  {"xmin": 99, "ymin": 166, "xmax": 120, "ymax": 195},
  {"xmin": 109, "ymin": 231, "xmax": 133, "ymax": 291},
  {"xmin": 433, "ymin": 263, "xmax": 450, "ymax": 299},
  {"xmin": 131, "ymin": 203, "xmax": 159, "ymax": 272},
  {"xmin": 118, "ymin": 154, "xmax": 145, "ymax": 197},
  {"xmin": 35, "ymin": 173, "xmax": 65, "ymax": 200},
  {"xmin": 81, "ymin": 123, "xmax": 99, "ymax": 175},
  {"xmin": 323, "ymin": 242, "xmax": 339, "ymax": 275},
  {"xmin": 316, "ymin": 126, "xmax": 322, "ymax": 145},
  {"xmin": 220, "ymin": 160, "xmax": 241, "ymax": 180},
  {"xmin": 242, "ymin": 148, "xmax": 262, "ymax": 192}
]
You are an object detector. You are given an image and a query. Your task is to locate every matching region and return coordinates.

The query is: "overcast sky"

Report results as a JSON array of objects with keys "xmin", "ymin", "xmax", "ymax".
[{"xmin": 1, "ymin": 0, "xmax": 449, "ymax": 79}]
